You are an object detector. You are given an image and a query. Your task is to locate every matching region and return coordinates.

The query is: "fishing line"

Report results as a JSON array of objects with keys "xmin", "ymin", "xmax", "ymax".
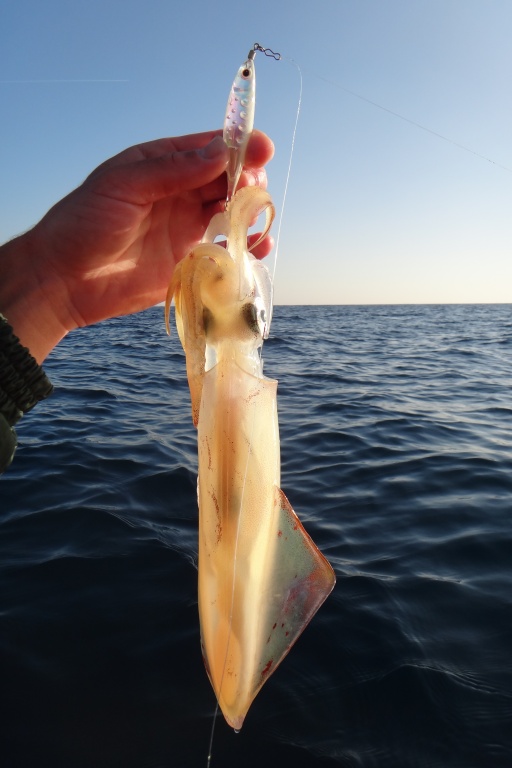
[
  {"xmin": 269, "ymin": 56, "xmax": 303, "ymax": 318},
  {"xmin": 206, "ymin": 700, "xmax": 220, "ymax": 768},
  {"xmin": 309, "ymin": 71, "xmax": 512, "ymax": 174},
  {"xmin": 0, "ymin": 79, "xmax": 129, "ymax": 83}
]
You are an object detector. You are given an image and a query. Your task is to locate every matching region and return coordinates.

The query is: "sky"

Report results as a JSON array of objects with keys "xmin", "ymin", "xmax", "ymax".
[{"xmin": 1, "ymin": 0, "xmax": 511, "ymax": 305}]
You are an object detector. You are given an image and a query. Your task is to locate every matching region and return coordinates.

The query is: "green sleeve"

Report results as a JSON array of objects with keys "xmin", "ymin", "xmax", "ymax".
[
  {"xmin": 0, "ymin": 313, "xmax": 53, "ymax": 475},
  {"xmin": 0, "ymin": 412, "xmax": 17, "ymax": 474}
]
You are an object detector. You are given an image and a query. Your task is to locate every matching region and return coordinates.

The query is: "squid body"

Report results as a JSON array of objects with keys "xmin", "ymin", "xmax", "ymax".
[{"xmin": 165, "ymin": 185, "xmax": 335, "ymax": 730}]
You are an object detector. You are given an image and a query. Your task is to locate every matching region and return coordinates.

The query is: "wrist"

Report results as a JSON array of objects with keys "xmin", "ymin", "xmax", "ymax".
[{"xmin": 0, "ymin": 231, "xmax": 70, "ymax": 363}]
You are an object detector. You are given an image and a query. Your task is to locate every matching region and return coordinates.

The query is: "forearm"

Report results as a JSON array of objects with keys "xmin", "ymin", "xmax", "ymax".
[{"xmin": 0, "ymin": 232, "xmax": 68, "ymax": 364}]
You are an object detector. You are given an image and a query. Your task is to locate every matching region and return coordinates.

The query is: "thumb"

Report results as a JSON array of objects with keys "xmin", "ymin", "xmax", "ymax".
[{"xmin": 92, "ymin": 136, "xmax": 228, "ymax": 205}]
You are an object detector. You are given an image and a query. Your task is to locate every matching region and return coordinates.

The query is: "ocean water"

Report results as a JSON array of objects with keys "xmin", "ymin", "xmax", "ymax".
[{"xmin": 1, "ymin": 304, "xmax": 511, "ymax": 768}]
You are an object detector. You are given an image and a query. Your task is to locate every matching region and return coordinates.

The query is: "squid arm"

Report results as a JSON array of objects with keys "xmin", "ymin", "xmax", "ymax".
[{"xmin": 166, "ymin": 185, "xmax": 335, "ymax": 729}]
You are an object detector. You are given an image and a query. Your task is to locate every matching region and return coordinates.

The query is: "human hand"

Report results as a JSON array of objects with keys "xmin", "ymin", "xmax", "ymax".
[{"xmin": 0, "ymin": 130, "xmax": 274, "ymax": 362}]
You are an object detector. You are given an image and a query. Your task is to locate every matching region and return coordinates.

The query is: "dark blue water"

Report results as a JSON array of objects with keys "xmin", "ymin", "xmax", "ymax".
[{"xmin": 1, "ymin": 304, "xmax": 511, "ymax": 768}]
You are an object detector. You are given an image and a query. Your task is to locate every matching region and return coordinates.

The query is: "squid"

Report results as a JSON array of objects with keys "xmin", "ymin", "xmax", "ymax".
[{"xmin": 165, "ymin": 45, "xmax": 335, "ymax": 731}]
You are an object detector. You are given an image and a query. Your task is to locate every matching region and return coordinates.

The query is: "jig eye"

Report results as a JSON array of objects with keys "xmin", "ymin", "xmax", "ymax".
[{"xmin": 242, "ymin": 68, "xmax": 251, "ymax": 78}]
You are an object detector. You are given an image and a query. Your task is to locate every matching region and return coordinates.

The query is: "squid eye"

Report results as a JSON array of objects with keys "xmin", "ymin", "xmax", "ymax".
[
  {"xmin": 241, "ymin": 303, "xmax": 259, "ymax": 334},
  {"xmin": 202, "ymin": 307, "xmax": 214, "ymax": 335}
]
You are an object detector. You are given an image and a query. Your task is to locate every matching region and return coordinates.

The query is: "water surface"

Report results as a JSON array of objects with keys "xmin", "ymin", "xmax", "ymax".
[{"xmin": 1, "ymin": 304, "xmax": 511, "ymax": 767}]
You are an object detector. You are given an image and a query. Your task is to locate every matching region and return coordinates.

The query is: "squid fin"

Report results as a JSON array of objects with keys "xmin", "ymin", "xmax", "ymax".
[
  {"xmin": 216, "ymin": 487, "xmax": 336, "ymax": 730},
  {"xmin": 254, "ymin": 487, "xmax": 336, "ymax": 698}
]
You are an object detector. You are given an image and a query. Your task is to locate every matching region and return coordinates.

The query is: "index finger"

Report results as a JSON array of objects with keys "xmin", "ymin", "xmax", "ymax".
[{"xmin": 131, "ymin": 130, "xmax": 274, "ymax": 166}]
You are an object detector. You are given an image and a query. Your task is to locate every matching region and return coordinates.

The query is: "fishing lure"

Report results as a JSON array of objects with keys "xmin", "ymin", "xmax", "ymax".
[
  {"xmin": 166, "ymin": 44, "xmax": 335, "ymax": 731},
  {"xmin": 223, "ymin": 43, "xmax": 280, "ymax": 205}
]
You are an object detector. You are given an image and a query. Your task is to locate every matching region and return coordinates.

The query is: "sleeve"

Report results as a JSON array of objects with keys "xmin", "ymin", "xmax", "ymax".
[
  {"xmin": 0, "ymin": 413, "xmax": 17, "ymax": 473},
  {"xmin": 0, "ymin": 314, "xmax": 53, "ymax": 475}
]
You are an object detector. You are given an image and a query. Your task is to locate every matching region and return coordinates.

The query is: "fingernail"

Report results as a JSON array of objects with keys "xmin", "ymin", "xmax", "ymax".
[
  {"xmin": 245, "ymin": 169, "xmax": 261, "ymax": 187},
  {"xmin": 200, "ymin": 136, "xmax": 227, "ymax": 160}
]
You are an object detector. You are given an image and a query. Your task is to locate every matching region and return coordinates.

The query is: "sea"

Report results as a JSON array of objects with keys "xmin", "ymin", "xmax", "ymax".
[{"xmin": 1, "ymin": 304, "xmax": 511, "ymax": 768}]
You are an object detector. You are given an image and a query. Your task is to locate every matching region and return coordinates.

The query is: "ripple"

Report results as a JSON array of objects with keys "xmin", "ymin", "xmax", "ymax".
[{"xmin": 2, "ymin": 305, "xmax": 512, "ymax": 767}]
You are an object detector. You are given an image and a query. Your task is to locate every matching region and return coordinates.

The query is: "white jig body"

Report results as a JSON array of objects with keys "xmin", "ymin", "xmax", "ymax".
[{"xmin": 223, "ymin": 52, "xmax": 256, "ymax": 204}]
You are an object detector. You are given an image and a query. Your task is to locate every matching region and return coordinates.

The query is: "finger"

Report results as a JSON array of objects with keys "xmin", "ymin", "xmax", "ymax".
[
  {"xmin": 88, "ymin": 129, "xmax": 274, "ymax": 199},
  {"xmin": 245, "ymin": 130, "xmax": 275, "ymax": 167},
  {"xmin": 90, "ymin": 136, "xmax": 229, "ymax": 205},
  {"xmin": 248, "ymin": 233, "xmax": 274, "ymax": 260},
  {"xmin": 239, "ymin": 167, "xmax": 267, "ymax": 190},
  {"xmin": 135, "ymin": 129, "xmax": 224, "ymax": 158},
  {"xmin": 140, "ymin": 129, "xmax": 272, "ymax": 201},
  {"xmin": 198, "ymin": 166, "xmax": 268, "ymax": 207},
  {"xmin": 139, "ymin": 129, "xmax": 273, "ymax": 165}
]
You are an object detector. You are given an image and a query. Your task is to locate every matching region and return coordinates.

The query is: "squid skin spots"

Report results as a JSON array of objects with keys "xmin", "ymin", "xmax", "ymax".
[{"xmin": 261, "ymin": 660, "xmax": 273, "ymax": 678}]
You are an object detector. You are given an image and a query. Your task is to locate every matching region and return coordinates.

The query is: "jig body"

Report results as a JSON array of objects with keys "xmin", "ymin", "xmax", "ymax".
[{"xmin": 223, "ymin": 43, "xmax": 281, "ymax": 204}]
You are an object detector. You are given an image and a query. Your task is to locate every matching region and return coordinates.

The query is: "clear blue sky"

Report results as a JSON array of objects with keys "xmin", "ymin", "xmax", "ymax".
[{"xmin": 1, "ymin": 0, "xmax": 511, "ymax": 304}]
